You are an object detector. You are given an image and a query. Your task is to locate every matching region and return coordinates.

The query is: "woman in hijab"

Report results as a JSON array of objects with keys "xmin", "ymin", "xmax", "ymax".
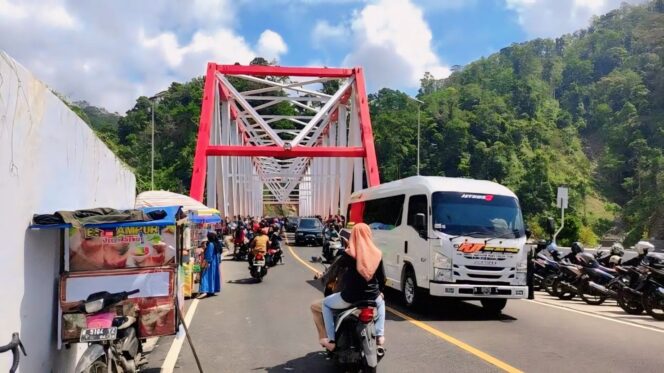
[
  {"xmin": 197, "ymin": 231, "xmax": 221, "ymax": 299},
  {"xmin": 320, "ymin": 223, "xmax": 386, "ymax": 351}
]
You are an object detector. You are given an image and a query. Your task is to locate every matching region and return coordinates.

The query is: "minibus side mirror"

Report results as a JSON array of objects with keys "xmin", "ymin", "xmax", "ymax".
[
  {"xmin": 415, "ymin": 213, "xmax": 427, "ymax": 239},
  {"xmin": 545, "ymin": 217, "xmax": 556, "ymax": 236},
  {"xmin": 525, "ymin": 228, "xmax": 532, "ymax": 239}
]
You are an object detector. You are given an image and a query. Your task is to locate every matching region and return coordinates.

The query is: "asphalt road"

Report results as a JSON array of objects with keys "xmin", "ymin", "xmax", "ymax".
[{"xmin": 145, "ymin": 237, "xmax": 664, "ymax": 372}]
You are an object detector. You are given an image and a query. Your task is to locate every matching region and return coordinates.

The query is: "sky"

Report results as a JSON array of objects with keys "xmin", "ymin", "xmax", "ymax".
[{"xmin": 0, "ymin": 0, "xmax": 647, "ymax": 113}]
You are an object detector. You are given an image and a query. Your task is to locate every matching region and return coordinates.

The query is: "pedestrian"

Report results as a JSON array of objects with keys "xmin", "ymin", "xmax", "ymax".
[{"xmin": 197, "ymin": 231, "xmax": 221, "ymax": 299}]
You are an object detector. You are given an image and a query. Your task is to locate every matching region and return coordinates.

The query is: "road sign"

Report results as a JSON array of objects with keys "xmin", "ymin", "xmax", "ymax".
[{"xmin": 557, "ymin": 187, "xmax": 568, "ymax": 209}]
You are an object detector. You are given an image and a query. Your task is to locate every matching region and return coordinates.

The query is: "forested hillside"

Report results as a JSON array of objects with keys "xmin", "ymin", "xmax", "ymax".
[
  {"xmin": 371, "ymin": 1, "xmax": 664, "ymax": 245},
  {"xmin": 76, "ymin": 1, "xmax": 664, "ymax": 245}
]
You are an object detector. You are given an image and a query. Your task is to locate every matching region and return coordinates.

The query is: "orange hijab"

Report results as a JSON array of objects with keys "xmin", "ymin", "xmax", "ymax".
[{"xmin": 345, "ymin": 223, "xmax": 382, "ymax": 281}]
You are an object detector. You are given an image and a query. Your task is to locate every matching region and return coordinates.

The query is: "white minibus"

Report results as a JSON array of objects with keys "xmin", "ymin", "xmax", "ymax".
[{"xmin": 346, "ymin": 176, "xmax": 529, "ymax": 312}]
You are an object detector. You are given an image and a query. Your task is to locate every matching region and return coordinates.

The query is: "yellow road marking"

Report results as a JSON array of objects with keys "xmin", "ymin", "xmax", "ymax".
[{"xmin": 286, "ymin": 243, "xmax": 523, "ymax": 373}]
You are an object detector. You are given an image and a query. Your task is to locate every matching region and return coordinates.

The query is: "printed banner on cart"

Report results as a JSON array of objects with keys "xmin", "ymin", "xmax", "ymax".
[{"xmin": 69, "ymin": 225, "xmax": 177, "ymax": 271}]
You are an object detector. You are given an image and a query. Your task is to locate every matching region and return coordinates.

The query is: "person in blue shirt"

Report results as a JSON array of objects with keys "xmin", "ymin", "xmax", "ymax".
[{"xmin": 197, "ymin": 231, "xmax": 221, "ymax": 299}]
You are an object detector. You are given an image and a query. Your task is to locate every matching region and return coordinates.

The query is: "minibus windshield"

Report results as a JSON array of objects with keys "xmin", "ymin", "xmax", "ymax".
[{"xmin": 432, "ymin": 192, "xmax": 525, "ymax": 238}]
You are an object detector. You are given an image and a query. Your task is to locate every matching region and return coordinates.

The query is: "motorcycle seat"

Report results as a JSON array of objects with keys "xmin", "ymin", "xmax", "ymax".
[
  {"xmin": 597, "ymin": 265, "xmax": 617, "ymax": 275},
  {"xmin": 350, "ymin": 300, "xmax": 377, "ymax": 308}
]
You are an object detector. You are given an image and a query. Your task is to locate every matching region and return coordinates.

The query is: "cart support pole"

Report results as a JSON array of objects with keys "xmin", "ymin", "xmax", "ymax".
[{"xmin": 175, "ymin": 303, "xmax": 204, "ymax": 373}]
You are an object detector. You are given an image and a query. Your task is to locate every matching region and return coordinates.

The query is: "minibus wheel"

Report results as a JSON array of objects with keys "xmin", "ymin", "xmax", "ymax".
[{"xmin": 402, "ymin": 268, "xmax": 420, "ymax": 308}]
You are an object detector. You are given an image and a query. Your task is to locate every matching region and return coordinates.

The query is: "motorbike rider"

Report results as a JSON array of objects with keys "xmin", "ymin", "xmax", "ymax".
[
  {"xmin": 621, "ymin": 241, "xmax": 655, "ymax": 267},
  {"xmin": 249, "ymin": 228, "xmax": 270, "ymax": 266},
  {"xmin": 233, "ymin": 223, "xmax": 246, "ymax": 255},
  {"xmin": 320, "ymin": 223, "xmax": 386, "ymax": 352}
]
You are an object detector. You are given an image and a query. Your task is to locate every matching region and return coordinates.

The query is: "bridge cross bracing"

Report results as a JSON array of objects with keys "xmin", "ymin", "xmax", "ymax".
[{"xmin": 190, "ymin": 64, "xmax": 380, "ymax": 217}]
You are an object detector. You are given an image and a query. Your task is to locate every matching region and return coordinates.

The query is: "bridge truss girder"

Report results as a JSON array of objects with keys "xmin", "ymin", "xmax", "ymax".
[{"xmin": 190, "ymin": 63, "xmax": 380, "ymax": 218}]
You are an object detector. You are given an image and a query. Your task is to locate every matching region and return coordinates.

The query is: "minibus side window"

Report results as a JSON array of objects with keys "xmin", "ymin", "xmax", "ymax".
[
  {"xmin": 407, "ymin": 194, "xmax": 428, "ymax": 232},
  {"xmin": 362, "ymin": 195, "xmax": 405, "ymax": 230}
]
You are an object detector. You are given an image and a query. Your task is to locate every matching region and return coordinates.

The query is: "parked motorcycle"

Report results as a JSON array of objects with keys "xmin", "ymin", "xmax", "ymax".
[
  {"xmin": 575, "ymin": 252, "xmax": 628, "ymax": 305},
  {"xmin": 74, "ymin": 289, "xmax": 143, "ymax": 373},
  {"xmin": 532, "ymin": 241, "xmax": 561, "ymax": 295},
  {"xmin": 249, "ymin": 253, "xmax": 268, "ymax": 282},
  {"xmin": 639, "ymin": 252, "xmax": 664, "ymax": 320},
  {"xmin": 329, "ymin": 300, "xmax": 384, "ymax": 373}
]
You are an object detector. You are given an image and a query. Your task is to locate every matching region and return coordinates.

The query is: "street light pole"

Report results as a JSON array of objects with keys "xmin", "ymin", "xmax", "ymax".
[
  {"xmin": 406, "ymin": 96, "xmax": 424, "ymax": 175},
  {"xmin": 151, "ymin": 100, "xmax": 155, "ymax": 190},
  {"xmin": 148, "ymin": 91, "xmax": 167, "ymax": 191}
]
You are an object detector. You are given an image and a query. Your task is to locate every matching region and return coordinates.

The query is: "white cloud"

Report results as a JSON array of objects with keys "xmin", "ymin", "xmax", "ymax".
[
  {"xmin": 257, "ymin": 30, "xmax": 288, "ymax": 60},
  {"xmin": 312, "ymin": 20, "xmax": 350, "ymax": 48},
  {"xmin": 0, "ymin": 0, "xmax": 288, "ymax": 112},
  {"xmin": 340, "ymin": 0, "xmax": 451, "ymax": 90},
  {"xmin": 505, "ymin": 0, "xmax": 648, "ymax": 38}
]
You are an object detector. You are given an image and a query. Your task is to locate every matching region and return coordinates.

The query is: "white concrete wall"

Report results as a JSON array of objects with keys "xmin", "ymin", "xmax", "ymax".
[{"xmin": 0, "ymin": 52, "xmax": 136, "ymax": 372}]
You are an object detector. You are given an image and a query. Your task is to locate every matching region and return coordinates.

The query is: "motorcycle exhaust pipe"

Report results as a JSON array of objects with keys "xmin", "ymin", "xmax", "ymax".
[{"xmin": 588, "ymin": 281, "xmax": 616, "ymax": 297}]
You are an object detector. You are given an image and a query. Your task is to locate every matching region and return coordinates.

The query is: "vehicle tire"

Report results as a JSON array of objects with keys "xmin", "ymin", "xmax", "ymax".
[
  {"xmin": 402, "ymin": 268, "xmax": 421, "ymax": 308},
  {"xmin": 553, "ymin": 278, "xmax": 575, "ymax": 300},
  {"xmin": 578, "ymin": 280, "xmax": 606, "ymax": 306},
  {"xmin": 480, "ymin": 299, "xmax": 507, "ymax": 314},
  {"xmin": 543, "ymin": 274, "xmax": 557, "ymax": 296},
  {"xmin": 84, "ymin": 359, "xmax": 108, "ymax": 373},
  {"xmin": 617, "ymin": 289, "xmax": 644, "ymax": 315},
  {"xmin": 642, "ymin": 289, "xmax": 664, "ymax": 321}
]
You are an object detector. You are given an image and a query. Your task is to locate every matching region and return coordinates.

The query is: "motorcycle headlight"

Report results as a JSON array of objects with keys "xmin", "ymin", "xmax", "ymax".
[
  {"xmin": 516, "ymin": 259, "xmax": 528, "ymax": 273},
  {"xmin": 84, "ymin": 298, "xmax": 104, "ymax": 313},
  {"xmin": 434, "ymin": 268, "xmax": 452, "ymax": 282},
  {"xmin": 433, "ymin": 252, "xmax": 452, "ymax": 269}
]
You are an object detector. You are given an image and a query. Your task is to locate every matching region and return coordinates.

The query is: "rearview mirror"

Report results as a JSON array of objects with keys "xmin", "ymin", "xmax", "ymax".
[
  {"xmin": 525, "ymin": 228, "xmax": 532, "ymax": 239},
  {"xmin": 545, "ymin": 217, "xmax": 556, "ymax": 236}
]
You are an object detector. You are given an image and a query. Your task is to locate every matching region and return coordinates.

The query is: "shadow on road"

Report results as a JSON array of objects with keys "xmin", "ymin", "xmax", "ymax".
[
  {"xmin": 383, "ymin": 289, "xmax": 517, "ymax": 322},
  {"xmin": 228, "ymin": 278, "xmax": 261, "ymax": 285},
  {"xmin": 257, "ymin": 351, "xmax": 335, "ymax": 372}
]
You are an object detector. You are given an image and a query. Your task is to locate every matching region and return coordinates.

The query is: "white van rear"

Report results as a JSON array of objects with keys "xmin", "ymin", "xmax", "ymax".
[{"xmin": 346, "ymin": 176, "xmax": 528, "ymax": 312}]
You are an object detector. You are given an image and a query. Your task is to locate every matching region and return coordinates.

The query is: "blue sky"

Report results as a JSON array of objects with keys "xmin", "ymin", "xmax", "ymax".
[{"xmin": 0, "ymin": 0, "xmax": 644, "ymax": 112}]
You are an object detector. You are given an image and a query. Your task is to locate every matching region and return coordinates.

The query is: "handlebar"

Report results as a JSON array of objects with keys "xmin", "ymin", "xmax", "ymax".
[{"xmin": 0, "ymin": 333, "xmax": 26, "ymax": 373}]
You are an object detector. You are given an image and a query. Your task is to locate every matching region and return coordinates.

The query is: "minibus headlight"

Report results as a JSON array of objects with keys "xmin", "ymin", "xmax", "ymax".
[
  {"xmin": 433, "ymin": 252, "xmax": 452, "ymax": 269},
  {"xmin": 434, "ymin": 268, "xmax": 453, "ymax": 282}
]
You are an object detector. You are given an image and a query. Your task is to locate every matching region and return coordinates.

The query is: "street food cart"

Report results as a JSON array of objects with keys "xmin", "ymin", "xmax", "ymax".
[{"xmin": 30, "ymin": 206, "xmax": 185, "ymax": 346}]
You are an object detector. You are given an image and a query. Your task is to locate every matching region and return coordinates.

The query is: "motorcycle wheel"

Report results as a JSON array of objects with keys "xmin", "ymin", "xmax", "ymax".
[
  {"xmin": 642, "ymin": 290, "xmax": 664, "ymax": 321},
  {"xmin": 578, "ymin": 280, "xmax": 606, "ymax": 305},
  {"xmin": 617, "ymin": 289, "xmax": 644, "ymax": 315},
  {"xmin": 553, "ymin": 278, "xmax": 575, "ymax": 300},
  {"xmin": 84, "ymin": 359, "xmax": 108, "ymax": 373},
  {"xmin": 543, "ymin": 274, "xmax": 558, "ymax": 296}
]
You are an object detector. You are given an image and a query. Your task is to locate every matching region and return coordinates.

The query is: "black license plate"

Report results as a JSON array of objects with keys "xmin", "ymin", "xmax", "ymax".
[
  {"xmin": 80, "ymin": 327, "xmax": 117, "ymax": 342},
  {"xmin": 473, "ymin": 287, "xmax": 497, "ymax": 295}
]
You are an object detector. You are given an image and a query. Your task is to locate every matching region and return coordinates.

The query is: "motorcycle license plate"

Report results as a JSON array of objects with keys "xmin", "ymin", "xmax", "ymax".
[
  {"xmin": 254, "ymin": 260, "xmax": 265, "ymax": 266},
  {"xmin": 473, "ymin": 287, "xmax": 497, "ymax": 295},
  {"xmin": 80, "ymin": 327, "xmax": 117, "ymax": 342}
]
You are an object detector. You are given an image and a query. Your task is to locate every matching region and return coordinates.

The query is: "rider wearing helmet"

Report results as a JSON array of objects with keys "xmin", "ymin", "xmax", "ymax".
[
  {"xmin": 621, "ymin": 241, "xmax": 655, "ymax": 267},
  {"xmin": 598, "ymin": 242, "xmax": 625, "ymax": 267}
]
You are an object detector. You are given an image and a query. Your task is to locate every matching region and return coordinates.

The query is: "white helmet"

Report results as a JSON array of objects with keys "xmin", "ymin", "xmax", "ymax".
[
  {"xmin": 610, "ymin": 243, "xmax": 625, "ymax": 256},
  {"xmin": 634, "ymin": 241, "xmax": 655, "ymax": 256},
  {"xmin": 609, "ymin": 255, "xmax": 621, "ymax": 265}
]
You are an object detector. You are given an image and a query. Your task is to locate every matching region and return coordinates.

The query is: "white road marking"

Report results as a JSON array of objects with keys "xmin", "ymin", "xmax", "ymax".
[
  {"xmin": 161, "ymin": 298, "xmax": 201, "ymax": 372},
  {"xmin": 526, "ymin": 299, "xmax": 664, "ymax": 334}
]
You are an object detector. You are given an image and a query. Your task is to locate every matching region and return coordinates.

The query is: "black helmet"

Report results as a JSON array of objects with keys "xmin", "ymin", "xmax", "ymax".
[
  {"xmin": 571, "ymin": 242, "xmax": 584, "ymax": 254},
  {"xmin": 577, "ymin": 252, "xmax": 597, "ymax": 267}
]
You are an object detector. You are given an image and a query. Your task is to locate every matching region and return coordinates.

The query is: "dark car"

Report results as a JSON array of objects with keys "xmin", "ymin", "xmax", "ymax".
[
  {"xmin": 285, "ymin": 217, "xmax": 300, "ymax": 233},
  {"xmin": 295, "ymin": 218, "xmax": 324, "ymax": 246}
]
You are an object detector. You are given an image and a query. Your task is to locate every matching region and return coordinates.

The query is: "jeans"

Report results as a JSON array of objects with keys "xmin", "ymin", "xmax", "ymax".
[{"xmin": 322, "ymin": 293, "xmax": 386, "ymax": 341}]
